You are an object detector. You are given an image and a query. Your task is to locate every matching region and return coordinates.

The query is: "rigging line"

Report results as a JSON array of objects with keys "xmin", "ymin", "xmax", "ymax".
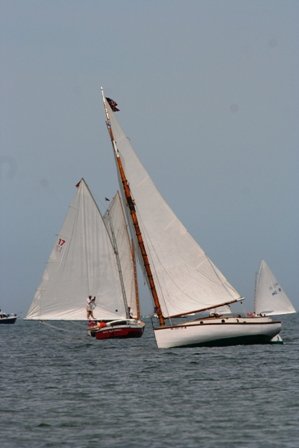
[
  {"xmin": 38, "ymin": 320, "xmax": 80, "ymax": 333},
  {"xmin": 59, "ymin": 202, "xmax": 79, "ymax": 275},
  {"xmin": 82, "ymin": 189, "xmax": 95, "ymax": 295},
  {"xmin": 102, "ymin": 195, "xmax": 131, "ymax": 316},
  {"xmin": 80, "ymin": 180, "xmax": 111, "ymax": 295}
]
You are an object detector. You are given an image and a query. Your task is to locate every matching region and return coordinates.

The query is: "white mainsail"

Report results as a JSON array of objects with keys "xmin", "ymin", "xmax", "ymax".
[
  {"xmin": 26, "ymin": 179, "xmax": 127, "ymax": 320},
  {"xmin": 104, "ymin": 98, "xmax": 241, "ymax": 318},
  {"xmin": 254, "ymin": 260, "xmax": 296, "ymax": 316},
  {"xmin": 103, "ymin": 192, "xmax": 138, "ymax": 319}
]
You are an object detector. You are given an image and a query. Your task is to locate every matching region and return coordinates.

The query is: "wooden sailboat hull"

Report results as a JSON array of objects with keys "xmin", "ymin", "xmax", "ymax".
[
  {"xmin": 154, "ymin": 316, "xmax": 281, "ymax": 348},
  {"xmin": 88, "ymin": 319, "xmax": 145, "ymax": 340}
]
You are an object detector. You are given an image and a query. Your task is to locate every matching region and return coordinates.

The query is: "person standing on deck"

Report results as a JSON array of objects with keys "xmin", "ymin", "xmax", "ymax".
[{"xmin": 86, "ymin": 296, "xmax": 96, "ymax": 320}]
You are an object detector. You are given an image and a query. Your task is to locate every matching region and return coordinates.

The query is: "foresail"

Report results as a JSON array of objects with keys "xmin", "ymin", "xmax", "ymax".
[
  {"xmin": 254, "ymin": 260, "xmax": 296, "ymax": 316},
  {"xmin": 105, "ymin": 99, "xmax": 241, "ymax": 318},
  {"xmin": 26, "ymin": 179, "xmax": 127, "ymax": 320},
  {"xmin": 103, "ymin": 192, "xmax": 138, "ymax": 319}
]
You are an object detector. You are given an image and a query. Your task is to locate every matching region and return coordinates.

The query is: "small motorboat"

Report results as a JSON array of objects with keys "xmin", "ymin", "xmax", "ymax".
[{"xmin": 0, "ymin": 312, "xmax": 17, "ymax": 324}]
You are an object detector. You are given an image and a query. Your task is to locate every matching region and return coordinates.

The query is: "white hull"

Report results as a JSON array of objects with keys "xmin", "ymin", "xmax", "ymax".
[{"xmin": 154, "ymin": 316, "xmax": 281, "ymax": 348}]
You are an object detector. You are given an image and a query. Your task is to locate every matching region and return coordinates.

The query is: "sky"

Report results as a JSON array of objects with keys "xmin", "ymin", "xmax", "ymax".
[{"xmin": 1, "ymin": 0, "xmax": 298, "ymax": 316}]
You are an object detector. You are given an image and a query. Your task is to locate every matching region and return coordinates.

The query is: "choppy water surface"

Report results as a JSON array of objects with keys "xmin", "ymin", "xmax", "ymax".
[{"xmin": 1, "ymin": 315, "xmax": 298, "ymax": 448}]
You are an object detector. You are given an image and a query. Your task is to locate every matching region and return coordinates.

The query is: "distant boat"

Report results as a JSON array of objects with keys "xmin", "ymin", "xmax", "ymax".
[
  {"xmin": 254, "ymin": 260, "xmax": 296, "ymax": 316},
  {"xmin": 0, "ymin": 311, "xmax": 17, "ymax": 324},
  {"xmin": 100, "ymin": 89, "xmax": 281, "ymax": 348},
  {"xmin": 26, "ymin": 179, "xmax": 144, "ymax": 339}
]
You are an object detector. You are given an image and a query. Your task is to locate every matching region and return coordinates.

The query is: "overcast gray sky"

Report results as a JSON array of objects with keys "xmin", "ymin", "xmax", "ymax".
[{"xmin": 1, "ymin": 0, "xmax": 298, "ymax": 316}]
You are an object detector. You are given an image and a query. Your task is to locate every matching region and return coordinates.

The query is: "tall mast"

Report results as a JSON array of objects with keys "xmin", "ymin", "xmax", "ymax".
[
  {"xmin": 253, "ymin": 265, "xmax": 260, "ymax": 313},
  {"xmin": 131, "ymin": 239, "xmax": 141, "ymax": 320},
  {"xmin": 101, "ymin": 88, "xmax": 165, "ymax": 326},
  {"xmin": 105, "ymin": 206, "xmax": 130, "ymax": 319}
]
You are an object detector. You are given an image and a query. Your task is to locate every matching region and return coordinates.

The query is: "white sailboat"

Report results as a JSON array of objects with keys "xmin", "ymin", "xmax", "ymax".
[
  {"xmin": 26, "ymin": 178, "xmax": 144, "ymax": 339},
  {"xmin": 100, "ymin": 90, "xmax": 281, "ymax": 348},
  {"xmin": 254, "ymin": 260, "xmax": 296, "ymax": 316}
]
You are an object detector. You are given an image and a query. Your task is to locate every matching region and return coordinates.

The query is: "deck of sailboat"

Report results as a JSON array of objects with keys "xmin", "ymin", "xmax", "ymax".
[{"xmin": 158, "ymin": 315, "xmax": 281, "ymax": 327}]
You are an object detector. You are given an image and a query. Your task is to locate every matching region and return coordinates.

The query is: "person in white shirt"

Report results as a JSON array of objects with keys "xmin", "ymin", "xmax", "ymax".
[{"xmin": 86, "ymin": 296, "xmax": 96, "ymax": 320}]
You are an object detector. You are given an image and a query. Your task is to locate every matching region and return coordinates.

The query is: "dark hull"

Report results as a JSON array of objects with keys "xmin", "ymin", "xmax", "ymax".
[
  {"xmin": 0, "ymin": 317, "xmax": 17, "ymax": 324},
  {"xmin": 173, "ymin": 333, "xmax": 280, "ymax": 348}
]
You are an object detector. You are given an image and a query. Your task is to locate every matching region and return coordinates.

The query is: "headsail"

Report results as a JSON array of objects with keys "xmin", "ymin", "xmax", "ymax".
[
  {"xmin": 103, "ymin": 192, "xmax": 139, "ymax": 319},
  {"xmin": 254, "ymin": 260, "xmax": 296, "ymax": 316},
  {"xmin": 102, "ymin": 95, "xmax": 241, "ymax": 318},
  {"xmin": 26, "ymin": 179, "xmax": 127, "ymax": 320}
]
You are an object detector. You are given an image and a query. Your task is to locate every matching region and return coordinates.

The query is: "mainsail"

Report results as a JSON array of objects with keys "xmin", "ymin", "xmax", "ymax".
[
  {"xmin": 26, "ymin": 179, "xmax": 127, "ymax": 320},
  {"xmin": 103, "ymin": 95, "xmax": 241, "ymax": 318},
  {"xmin": 103, "ymin": 192, "xmax": 139, "ymax": 319},
  {"xmin": 254, "ymin": 260, "xmax": 296, "ymax": 316}
]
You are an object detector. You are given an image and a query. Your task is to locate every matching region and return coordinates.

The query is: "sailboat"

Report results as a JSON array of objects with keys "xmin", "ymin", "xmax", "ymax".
[
  {"xmin": 254, "ymin": 260, "xmax": 296, "ymax": 316},
  {"xmin": 100, "ymin": 89, "xmax": 281, "ymax": 348},
  {"xmin": 90, "ymin": 191, "xmax": 145, "ymax": 339},
  {"xmin": 26, "ymin": 178, "xmax": 144, "ymax": 339}
]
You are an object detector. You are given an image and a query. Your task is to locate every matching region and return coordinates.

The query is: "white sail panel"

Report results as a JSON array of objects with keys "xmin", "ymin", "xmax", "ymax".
[
  {"xmin": 26, "ymin": 179, "xmax": 127, "ymax": 320},
  {"xmin": 104, "ymin": 192, "xmax": 138, "ymax": 319},
  {"xmin": 254, "ymin": 260, "xmax": 296, "ymax": 316},
  {"xmin": 106, "ymin": 100, "xmax": 241, "ymax": 317}
]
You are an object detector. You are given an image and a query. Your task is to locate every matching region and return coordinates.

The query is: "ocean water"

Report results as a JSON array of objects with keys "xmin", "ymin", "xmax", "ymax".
[{"xmin": 0, "ymin": 315, "xmax": 298, "ymax": 448}]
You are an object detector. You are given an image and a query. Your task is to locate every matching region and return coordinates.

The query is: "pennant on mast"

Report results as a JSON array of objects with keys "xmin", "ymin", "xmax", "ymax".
[{"xmin": 106, "ymin": 97, "xmax": 120, "ymax": 112}]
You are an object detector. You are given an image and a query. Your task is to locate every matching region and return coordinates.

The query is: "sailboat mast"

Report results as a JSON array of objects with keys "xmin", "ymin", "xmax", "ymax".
[
  {"xmin": 131, "ymin": 239, "xmax": 141, "ymax": 320},
  {"xmin": 101, "ymin": 89, "xmax": 165, "ymax": 327},
  {"xmin": 106, "ymin": 208, "xmax": 130, "ymax": 319},
  {"xmin": 254, "ymin": 269, "xmax": 258, "ymax": 312}
]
